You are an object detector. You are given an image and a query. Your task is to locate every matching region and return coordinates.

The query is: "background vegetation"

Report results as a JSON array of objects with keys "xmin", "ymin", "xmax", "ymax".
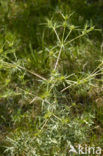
[{"xmin": 0, "ymin": 0, "xmax": 103, "ymax": 155}]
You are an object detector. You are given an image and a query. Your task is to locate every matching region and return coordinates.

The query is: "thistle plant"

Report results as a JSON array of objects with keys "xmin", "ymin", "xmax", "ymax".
[{"xmin": 1, "ymin": 6, "xmax": 103, "ymax": 156}]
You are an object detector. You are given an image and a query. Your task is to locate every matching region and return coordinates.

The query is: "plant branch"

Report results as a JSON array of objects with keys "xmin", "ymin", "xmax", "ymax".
[
  {"xmin": 54, "ymin": 46, "xmax": 62, "ymax": 70},
  {"xmin": 17, "ymin": 65, "xmax": 47, "ymax": 81}
]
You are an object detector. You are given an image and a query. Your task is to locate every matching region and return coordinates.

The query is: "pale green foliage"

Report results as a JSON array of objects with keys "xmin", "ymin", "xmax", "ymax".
[
  {"xmin": 0, "ymin": 0, "xmax": 103, "ymax": 155},
  {"xmin": 3, "ymin": 11, "xmax": 100, "ymax": 156}
]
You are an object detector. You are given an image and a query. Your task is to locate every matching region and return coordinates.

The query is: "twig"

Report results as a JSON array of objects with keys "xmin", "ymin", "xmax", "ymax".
[
  {"xmin": 54, "ymin": 46, "xmax": 62, "ymax": 70},
  {"xmin": 2, "ymin": 57, "xmax": 47, "ymax": 81},
  {"xmin": 17, "ymin": 65, "xmax": 47, "ymax": 81},
  {"xmin": 64, "ymin": 29, "xmax": 92, "ymax": 46},
  {"xmin": 53, "ymin": 28, "xmax": 61, "ymax": 43}
]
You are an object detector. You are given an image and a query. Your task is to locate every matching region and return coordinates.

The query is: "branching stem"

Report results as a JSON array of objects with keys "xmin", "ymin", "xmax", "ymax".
[{"xmin": 54, "ymin": 46, "xmax": 62, "ymax": 70}]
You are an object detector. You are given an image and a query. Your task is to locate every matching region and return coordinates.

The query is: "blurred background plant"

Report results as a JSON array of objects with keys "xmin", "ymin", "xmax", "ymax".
[{"xmin": 0, "ymin": 0, "xmax": 103, "ymax": 155}]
